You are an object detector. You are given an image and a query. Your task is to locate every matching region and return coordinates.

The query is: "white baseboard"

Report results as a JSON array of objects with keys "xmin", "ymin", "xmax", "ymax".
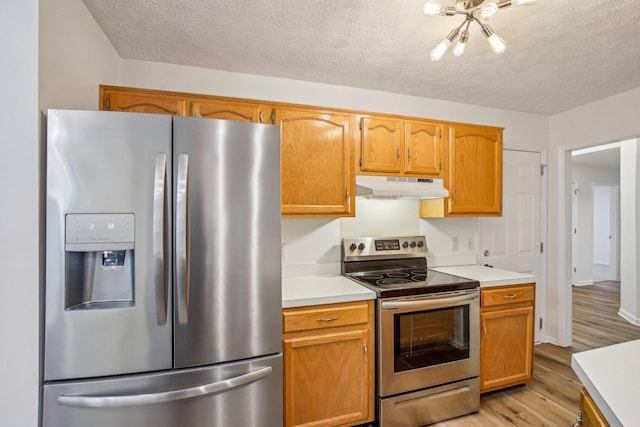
[
  {"xmin": 618, "ymin": 308, "xmax": 640, "ymax": 326},
  {"xmin": 573, "ymin": 280, "xmax": 594, "ymax": 287}
]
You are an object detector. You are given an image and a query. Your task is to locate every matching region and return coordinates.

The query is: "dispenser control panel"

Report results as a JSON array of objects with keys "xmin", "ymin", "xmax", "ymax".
[{"xmin": 65, "ymin": 213, "xmax": 134, "ymax": 245}]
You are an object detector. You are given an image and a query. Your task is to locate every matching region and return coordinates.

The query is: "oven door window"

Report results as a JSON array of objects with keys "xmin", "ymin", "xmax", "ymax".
[{"xmin": 393, "ymin": 305, "xmax": 469, "ymax": 372}]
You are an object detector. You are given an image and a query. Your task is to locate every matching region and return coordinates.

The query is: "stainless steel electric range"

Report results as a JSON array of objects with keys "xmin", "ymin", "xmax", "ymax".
[{"xmin": 342, "ymin": 236, "xmax": 480, "ymax": 427}]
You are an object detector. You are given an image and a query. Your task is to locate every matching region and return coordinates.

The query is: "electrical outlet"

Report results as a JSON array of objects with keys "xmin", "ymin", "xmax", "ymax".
[
  {"xmin": 451, "ymin": 237, "xmax": 459, "ymax": 252},
  {"xmin": 467, "ymin": 237, "xmax": 474, "ymax": 251},
  {"xmin": 281, "ymin": 243, "xmax": 287, "ymax": 261}
]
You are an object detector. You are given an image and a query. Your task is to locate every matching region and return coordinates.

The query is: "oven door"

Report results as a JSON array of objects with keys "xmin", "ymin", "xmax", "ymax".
[{"xmin": 378, "ymin": 289, "xmax": 479, "ymax": 397}]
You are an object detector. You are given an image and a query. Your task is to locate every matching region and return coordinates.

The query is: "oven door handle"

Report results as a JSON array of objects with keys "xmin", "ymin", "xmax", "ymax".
[{"xmin": 381, "ymin": 292, "xmax": 478, "ymax": 312}]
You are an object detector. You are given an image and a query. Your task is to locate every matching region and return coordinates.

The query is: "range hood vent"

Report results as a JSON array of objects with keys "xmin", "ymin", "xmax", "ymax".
[{"xmin": 355, "ymin": 175, "xmax": 449, "ymax": 199}]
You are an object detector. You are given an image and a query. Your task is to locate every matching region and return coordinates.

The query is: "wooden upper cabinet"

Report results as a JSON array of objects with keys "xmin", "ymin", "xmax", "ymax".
[
  {"xmin": 100, "ymin": 86, "xmax": 187, "ymax": 115},
  {"xmin": 421, "ymin": 124, "xmax": 503, "ymax": 217},
  {"xmin": 275, "ymin": 107, "xmax": 354, "ymax": 217},
  {"xmin": 189, "ymin": 97, "xmax": 265, "ymax": 122},
  {"xmin": 404, "ymin": 120, "xmax": 444, "ymax": 176},
  {"xmin": 448, "ymin": 125, "xmax": 502, "ymax": 215},
  {"xmin": 359, "ymin": 116, "xmax": 444, "ymax": 177},
  {"xmin": 360, "ymin": 116, "xmax": 403, "ymax": 174}
]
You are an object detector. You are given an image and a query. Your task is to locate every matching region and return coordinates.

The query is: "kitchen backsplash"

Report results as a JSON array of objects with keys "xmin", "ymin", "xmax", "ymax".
[{"xmin": 281, "ymin": 199, "xmax": 479, "ymax": 272}]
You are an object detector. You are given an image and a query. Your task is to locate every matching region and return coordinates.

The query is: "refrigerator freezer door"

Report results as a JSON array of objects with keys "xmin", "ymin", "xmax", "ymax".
[
  {"xmin": 45, "ymin": 110, "xmax": 173, "ymax": 380},
  {"xmin": 42, "ymin": 353, "xmax": 282, "ymax": 427},
  {"xmin": 172, "ymin": 116, "xmax": 282, "ymax": 368}
]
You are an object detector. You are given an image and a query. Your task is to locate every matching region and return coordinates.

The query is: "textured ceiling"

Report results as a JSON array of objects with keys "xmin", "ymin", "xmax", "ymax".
[{"xmin": 82, "ymin": 0, "xmax": 640, "ymax": 115}]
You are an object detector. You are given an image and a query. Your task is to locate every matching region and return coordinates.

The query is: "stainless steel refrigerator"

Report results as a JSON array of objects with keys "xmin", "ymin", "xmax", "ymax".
[{"xmin": 42, "ymin": 110, "xmax": 282, "ymax": 427}]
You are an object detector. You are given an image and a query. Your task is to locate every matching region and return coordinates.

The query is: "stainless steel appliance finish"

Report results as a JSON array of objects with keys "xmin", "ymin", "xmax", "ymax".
[
  {"xmin": 42, "ymin": 354, "xmax": 282, "ymax": 427},
  {"xmin": 378, "ymin": 289, "xmax": 479, "ymax": 397},
  {"xmin": 43, "ymin": 110, "xmax": 282, "ymax": 427},
  {"xmin": 342, "ymin": 235, "xmax": 480, "ymax": 426}
]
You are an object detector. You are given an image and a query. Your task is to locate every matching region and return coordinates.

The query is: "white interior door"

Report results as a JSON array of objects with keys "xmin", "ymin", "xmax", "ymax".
[{"xmin": 480, "ymin": 150, "xmax": 542, "ymax": 341}]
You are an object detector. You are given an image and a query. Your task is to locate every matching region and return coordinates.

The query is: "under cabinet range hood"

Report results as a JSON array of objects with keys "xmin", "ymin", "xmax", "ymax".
[{"xmin": 355, "ymin": 175, "xmax": 449, "ymax": 199}]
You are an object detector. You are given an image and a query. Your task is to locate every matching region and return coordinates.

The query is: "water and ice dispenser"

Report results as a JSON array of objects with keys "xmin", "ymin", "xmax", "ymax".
[{"xmin": 64, "ymin": 213, "xmax": 135, "ymax": 310}]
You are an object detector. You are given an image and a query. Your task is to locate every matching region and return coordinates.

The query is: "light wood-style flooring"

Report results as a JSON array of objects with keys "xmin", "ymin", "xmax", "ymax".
[{"xmin": 431, "ymin": 281, "xmax": 640, "ymax": 426}]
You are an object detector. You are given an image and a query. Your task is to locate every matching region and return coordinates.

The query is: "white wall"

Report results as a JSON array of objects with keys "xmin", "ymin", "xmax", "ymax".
[
  {"xmin": 549, "ymin": 87, "xmax": 640, "ymax": 345},
  {"xmin": 571, "ymin": 164, "xmax": 620, "ymax": 284},
  {"xmin": 39, "ymin": 0, "xmax": 121, "ymax": 111},
  {"xmin": 0, "ymin": 2, "xmax": 39, "ymax": 426}
]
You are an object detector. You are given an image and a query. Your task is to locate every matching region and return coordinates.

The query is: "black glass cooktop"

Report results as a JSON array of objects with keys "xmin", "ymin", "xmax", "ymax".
[{"xmin": 345, "ymin": 268, "xmax": 479, "ymax": 298}]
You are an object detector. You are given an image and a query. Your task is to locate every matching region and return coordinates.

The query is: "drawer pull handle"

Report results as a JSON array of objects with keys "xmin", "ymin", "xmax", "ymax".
[
  {"xmin": 317, "ymin": 316, "xmax": 339, "ymax": 323},
  {"xmin": 502, "ymin": 294, "xmax": 517, "ymax": 299}
]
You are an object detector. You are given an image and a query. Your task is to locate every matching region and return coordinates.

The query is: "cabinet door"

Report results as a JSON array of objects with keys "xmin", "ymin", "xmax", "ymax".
[
  {"xmin": 579, "ymin": 387, "xmax": 610, "ymax": 427},
  {"xmin": 283, "ymin": 329, "xmax": 370, "ymax": 427},
  {"xmin": 189, "ymin": 98, "xmax": 263, "ymax": 122},
  {"xmin": 448, "ymin": 125, "xmax": 502, "ymax": 215},
  {"xmin": 100, "ymin": 87, "xmax": 187, "ymax": 115},
  {"xmin": 404, "ymin": 120, "xmax": 444, "ymax": 176},
  {"xmin": 276, "ymin": 108, "xmax": 353, "ymax": 217},
  {"xmin": 360, "ymin": 116, "xmax": 403, "ymax": 173},
  {"xmin": 480, "ymin": 305, "xmax": 533, "ymax": 393}
]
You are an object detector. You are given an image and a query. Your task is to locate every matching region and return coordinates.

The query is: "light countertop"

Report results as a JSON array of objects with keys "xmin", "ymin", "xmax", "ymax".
[
  {"xmin": 429, "ymin": 265, "xmax": 536, "ymax": 287},
  {"xmin": 571, "ymin": 340, "xmax": 640, "ymax": 427},
  {"xmin": 282, "ymin": 275, "xmax": 376, "ymax": 308}
]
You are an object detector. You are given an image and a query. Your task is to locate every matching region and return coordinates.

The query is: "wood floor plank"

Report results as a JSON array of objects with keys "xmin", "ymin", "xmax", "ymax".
[{"xmin": 429, "ymin": 281, "xmax": 640, "ymax": 426}]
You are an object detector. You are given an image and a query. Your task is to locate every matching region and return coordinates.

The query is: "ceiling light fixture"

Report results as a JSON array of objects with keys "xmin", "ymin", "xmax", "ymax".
[{"xmin": 424, "ymin": 0, "xmax": 536, "ymax": 61}]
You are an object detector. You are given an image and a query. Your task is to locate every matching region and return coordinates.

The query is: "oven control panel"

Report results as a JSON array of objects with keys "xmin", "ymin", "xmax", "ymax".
[{"xmin": 342, "ymin": 236, "xmax": 427, "ymax": 261}]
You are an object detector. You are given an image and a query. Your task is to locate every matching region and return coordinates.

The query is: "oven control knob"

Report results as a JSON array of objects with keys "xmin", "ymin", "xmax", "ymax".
[
  {"xmin": 402, "ymin": 241, "xmax": 409, "ymax": 248},
  {"xmin": 358, "ymin": 243, "xmax": 365, "ymax": 250},
  {"xmin": 349, "ymin": 243, "xmax": 357, "ymax": 251},
  {"xmin": 410, "ymin": 241, "xmax": 417, "ymax": 248},
  {"xmin": 417, "ymin": 241, "xmax": 424, "ymax": 248}
]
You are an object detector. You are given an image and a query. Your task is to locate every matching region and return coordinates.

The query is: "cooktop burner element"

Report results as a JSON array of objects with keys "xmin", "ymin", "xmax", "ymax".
[{"xmin": 342, "ymin": 236, "xmax": 479, "ymax": 298}]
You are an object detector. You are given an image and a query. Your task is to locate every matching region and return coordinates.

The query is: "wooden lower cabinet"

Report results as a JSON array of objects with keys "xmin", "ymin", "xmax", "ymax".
[
  {"xmin": 282, "ymin": 300, "xmax": 374, "ymax": 427},
  {"xmin": 578, "ymin": 387, "xmax": 610, "ymax": 427},
  {"xmin": 479, "ymin": 283, "xmax": 535, "ymax": 393}
]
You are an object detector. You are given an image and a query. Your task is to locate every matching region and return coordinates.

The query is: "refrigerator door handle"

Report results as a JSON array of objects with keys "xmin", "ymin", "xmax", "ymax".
[
  {"xmin": 57, "ymin": 366, "xmax": 273, "ymax": 408},
  {"xmin": 153, "ymin": 153, "xmax": 168, "ymax": 325},
  {"xmin": 176, "ymin": 153, "xmax": 190, "ymax": 324}
]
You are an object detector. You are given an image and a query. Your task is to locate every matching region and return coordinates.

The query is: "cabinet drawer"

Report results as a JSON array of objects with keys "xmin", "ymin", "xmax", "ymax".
[
  {"xmin": 481, "ymin": 284, "xmax": 534, "ymax": 308},
  {"xmin": 283, "ymin": 301, "xmax": 370, "ymax": 333}
]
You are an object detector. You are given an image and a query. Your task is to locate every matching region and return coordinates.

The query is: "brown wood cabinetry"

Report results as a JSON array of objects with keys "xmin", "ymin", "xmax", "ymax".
[
  {"xmin": 282, "ymin": 300, "xmax": 374, "ymax": 427},
  {"xmin": 100, "ymin": 86, "xmax": 188, "ymax": 115},
  {"xmin": 100, "ymin": 85, "xmax": 505, "ymax": 218},
  {"xmin": 578, "ymin": 387, "xmax": 610, "ymax": 427},
  {"xmin": 420, "ymin": 124, "xmax": 503, "ymax": 217},
  {"xmin": 359, "ymin": 116, "xmax": 445, "ymax": 177},
  {"xmin": 99, "ymin": 86, "xmax": 355, "ymax": 218},
  {"xmin": 275, "ymin": 107, "xmax": 354, "ymax": 217},
  {"xmin": 479, "ymin": 283, "xmax": 534, "ymax": 393}
]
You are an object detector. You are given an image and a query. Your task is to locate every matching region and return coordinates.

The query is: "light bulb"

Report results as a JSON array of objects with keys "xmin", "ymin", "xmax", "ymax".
[
  {"xmin": 453, "ymin": 30, "xmax": 469, "ymax": 57},
  {"xmin": 430, "ymin": 28, "xmax": 460, "ymax": 61},
  {"xmin": 512, "ymin": 0, "xmax": 536, "ymax": 5},
  {"xmin": 477, "ymin": 2, "xmax": 499, "ymax": 20},
  {"xmin": 431, "ymin": 39, "xmax": 452, "ymax": 61},
  {"xmin": 487, "ymin": 33, "xmax": 506, "ymax": 54},
  {"xmin": 481, "ymin": 24, "xmax": 506, "ymax": 54},
  {"xmin": 424, "ymin": 1, "xmax": 443, "ymax": 16}
]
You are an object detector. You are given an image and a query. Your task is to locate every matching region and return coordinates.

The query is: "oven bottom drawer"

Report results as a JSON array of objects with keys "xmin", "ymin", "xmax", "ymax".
[{"xmin": 379, "ymin": 377, "xmax": 479, "ymax": 427}]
